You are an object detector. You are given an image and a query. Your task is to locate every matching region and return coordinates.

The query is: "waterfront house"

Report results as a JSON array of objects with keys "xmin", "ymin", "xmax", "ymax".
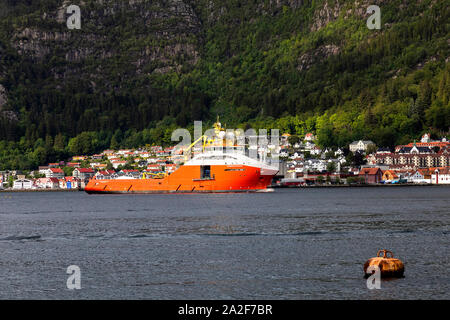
[
  {"xmin": 358, "ymin": 167, "xmax": 382, "ymax": 184},
  {"xmin": 13, "ymin": 179, "xmax": 34, "ymax": 190},
  {"xmin": 431, "ymin": 167, "xmax": 450, "ymax": 184},
  {"xmin": 409, "ymin": 169, "xmax": 430, "ymax": 184},
  {"xmin": 35, "ymin": 177, "xmax": 59, "ymax": 189},
  {"xmin": 64, "ymin": 176, "xmax": 81, "ymax": 189},
  {"xmin": 382, "ymin": 170, "xmax": 399, "ymax": 182}
]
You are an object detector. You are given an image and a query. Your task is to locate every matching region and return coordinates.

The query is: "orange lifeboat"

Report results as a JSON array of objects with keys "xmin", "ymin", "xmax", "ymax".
[{"xmin": 364, "ymin": 250, "xmax": 405, "ymax": 278}]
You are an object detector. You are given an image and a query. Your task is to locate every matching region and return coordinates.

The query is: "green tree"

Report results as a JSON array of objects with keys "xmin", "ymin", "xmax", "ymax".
[
  {"xmin": 326, "ymin": 162, "xmax": 336, "ymax": 173},
  {"xmin": 63, "ymin": 166, "xmax": 75, "ymax": 177},
  {"xmin": 288, "ymin": 135, "xmax": 300, "ymax": 146}
]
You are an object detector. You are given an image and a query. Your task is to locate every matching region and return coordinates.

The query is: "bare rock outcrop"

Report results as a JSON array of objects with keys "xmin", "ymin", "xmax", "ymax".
[{"xmin": 297, "ymin": 44, "xmax": 340, "ymax": 71}]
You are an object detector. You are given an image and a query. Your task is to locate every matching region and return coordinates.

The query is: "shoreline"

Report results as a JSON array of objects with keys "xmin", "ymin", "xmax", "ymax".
[
  {"xmin": 0, "ymin": 189, "xmax": 82, "ymax": 192},
  {"xmin": 271, "ymin": 183, "xmax": 448, "ymax": 188},
  {"xmin": 1, "ymin": 183, "xmax": 449, "ymax": 192}
]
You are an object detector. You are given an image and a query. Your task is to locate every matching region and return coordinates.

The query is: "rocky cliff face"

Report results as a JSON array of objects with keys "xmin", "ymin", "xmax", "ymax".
[
  {"xmin": 8, "ymin": 0, "xmax": 203, "ymax": 88},
  {"xmin": 1, "ymin": 0, "xmax": 396, "ymax": 87},
  {"xmin": 0, "ymin": 0, "xmax": 447, "ymax": 138}
]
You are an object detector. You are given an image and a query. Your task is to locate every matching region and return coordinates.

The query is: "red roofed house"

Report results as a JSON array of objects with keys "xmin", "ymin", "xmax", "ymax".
[
  {"xmin": 304, "ymin": 133, "xmax": 316, "ymax": 142},
  {"xmin": 35, "ymin": 177, "xmax": 60, "ymax": 189},
  {"xmin": 63, "ymin": 176, "xmax": 81, "ymax": 189},
  {"xmin": 45, "ymin": 168, "xmax": 65, "ymax": 179},
  {"xmin": 382, "ymin": 170, "xmax": 399, "ymax": 182},
  {"xmin": 359, "ymin": 167, "xmax": 383, "ymax": 184}
]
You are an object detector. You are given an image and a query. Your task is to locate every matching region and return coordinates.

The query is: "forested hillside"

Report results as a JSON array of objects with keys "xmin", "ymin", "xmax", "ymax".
[{"xmin": 0, "ymin": 0, "xmax": 449, "ymax": 170}]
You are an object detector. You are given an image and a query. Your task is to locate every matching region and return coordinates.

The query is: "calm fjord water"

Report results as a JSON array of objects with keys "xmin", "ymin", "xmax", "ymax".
[{"xmin": 0, "ymin": 186, "xmax": 448, "ymax": 299}]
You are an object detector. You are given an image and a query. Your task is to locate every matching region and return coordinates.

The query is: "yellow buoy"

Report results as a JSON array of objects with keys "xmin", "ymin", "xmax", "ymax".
[{"xmin": 364, "ymin": 250, "xmax": 405, "ymax": 278}]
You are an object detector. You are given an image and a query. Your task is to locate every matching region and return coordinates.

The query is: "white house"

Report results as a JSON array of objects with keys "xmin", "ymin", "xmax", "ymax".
[
  {"xmin": 35, "ymin": 177, "xmax": 60, "ymax": 189},
  {"xmin": 431, "ymin": 168, "xmax": 450, "ymax": 184},
  {"xmin": 409, "ymin": 169, "xmax": 431, "ymax": 184},
  {"xmin": 13, "ymin": 179, "xmax": 34, "ymax": 190},
  {"xmin": 73, "ymin": 168, "xmax": 95, "ymax": 180},
  {"xmin": 45, "ymin": 168, "xmax": 65, "ymax": 179},
  {"xmin": 421, "ymin": 133, "xmax": 431, "ymax": 143},
  {"xmin": 305, "ymin": 159, "xmax": 327, "ymax": 172},
  {"xmin": 349, "ymin": 140, "xmax": 376, "ymax": 153},
  {"xmin": 62, "ymin": 177, "xmax": 81, "ymax": 189}
]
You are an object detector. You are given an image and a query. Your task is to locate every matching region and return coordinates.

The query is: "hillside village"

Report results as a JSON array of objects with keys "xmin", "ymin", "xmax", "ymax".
[{"xmin": 1, "ymin": 132, "xmax": 449, "ymax": 190}]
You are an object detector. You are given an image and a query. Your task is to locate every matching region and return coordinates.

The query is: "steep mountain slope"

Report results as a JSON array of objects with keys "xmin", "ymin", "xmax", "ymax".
[{"xmin": 0, "ymin": 0, "xmax": 449, "ymax": 169}]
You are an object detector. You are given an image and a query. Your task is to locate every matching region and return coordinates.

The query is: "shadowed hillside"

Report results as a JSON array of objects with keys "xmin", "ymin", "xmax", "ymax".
[{"xmin": 0, "ymin": 0, "xmax": 449, "ymax": 169}]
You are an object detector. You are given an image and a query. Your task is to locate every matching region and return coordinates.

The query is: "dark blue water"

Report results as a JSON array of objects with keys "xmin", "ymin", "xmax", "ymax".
[{"xmin": 0, "ymin": 186, "xmax": 448, "ymax": 299}]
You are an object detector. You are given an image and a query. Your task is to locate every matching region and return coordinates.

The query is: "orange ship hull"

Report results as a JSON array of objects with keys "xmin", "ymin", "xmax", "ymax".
[{"xmin": 85, "ymin": 164, "xmax": 275, "ymax": 194}]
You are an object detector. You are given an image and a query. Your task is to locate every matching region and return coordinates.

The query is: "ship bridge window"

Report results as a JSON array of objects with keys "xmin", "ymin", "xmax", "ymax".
[{"xmin": 201, "ymin": 165, "xmax": 211, "ymax": 179}]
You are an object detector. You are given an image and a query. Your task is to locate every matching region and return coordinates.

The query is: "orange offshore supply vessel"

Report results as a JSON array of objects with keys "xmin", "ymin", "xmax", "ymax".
[{"xmin": 85, "ymin": 122, "xmax": 279, "ymax": 194}]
